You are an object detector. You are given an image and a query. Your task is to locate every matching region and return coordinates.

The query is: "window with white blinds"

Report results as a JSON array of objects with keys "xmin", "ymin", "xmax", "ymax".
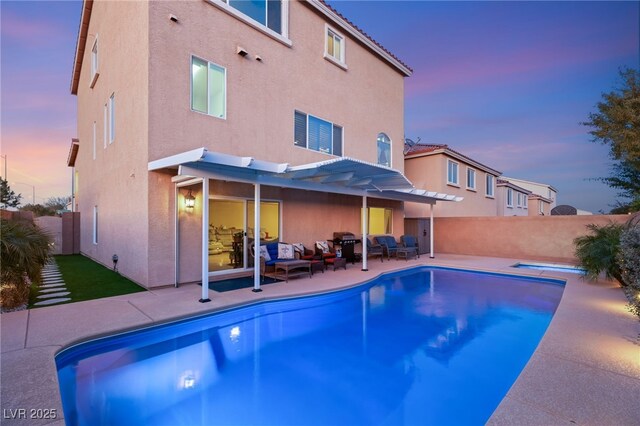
[{"xmin": 294, "ymin": 110, "xmax": 342, "ymax": 156}]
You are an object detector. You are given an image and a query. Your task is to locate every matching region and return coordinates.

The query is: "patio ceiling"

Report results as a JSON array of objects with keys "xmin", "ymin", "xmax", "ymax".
[{"xmin": 148, "ymin": 148, "xmax": 463, "ymax": 204}]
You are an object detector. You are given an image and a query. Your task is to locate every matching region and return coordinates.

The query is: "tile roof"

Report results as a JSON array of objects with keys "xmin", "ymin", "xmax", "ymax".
[{"xmin": 317, "ymin": 0, "xmax": 412, "ymax": 74}]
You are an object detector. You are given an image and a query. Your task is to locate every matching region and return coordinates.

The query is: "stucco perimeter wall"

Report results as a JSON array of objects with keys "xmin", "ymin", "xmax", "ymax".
[{"xmin": 434, "ymin": 215, "xmax": 631, "ymax": 263}]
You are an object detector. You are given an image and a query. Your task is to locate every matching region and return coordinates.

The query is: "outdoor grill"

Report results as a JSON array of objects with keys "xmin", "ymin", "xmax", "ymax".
[{"xmin": 332, "ymin": 232, "xmax": 362, "ymax": 264}]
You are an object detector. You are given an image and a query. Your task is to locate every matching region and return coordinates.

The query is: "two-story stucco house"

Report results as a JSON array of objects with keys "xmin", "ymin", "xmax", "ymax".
[
  {"xmin": 496, "ymin": 179, "xmax": 531, "ymax": 216},
  {"xmin": 500, "ymin": 176, "xmax": 558, "ymax": 210},
  {"xmin": 68, "ymin": 0, "xmax": 460, "ymax": 296},
  {"xmin": 404, "ymin": 144, "xmax": 501, "ymax": 218}
]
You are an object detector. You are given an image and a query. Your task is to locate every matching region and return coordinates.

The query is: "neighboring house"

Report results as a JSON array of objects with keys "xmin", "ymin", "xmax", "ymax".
[
  {"xmin": 528, "ymin": 194, "xmax": 553, "ymax": 216},
  {"xmin": 404, "ymin": 144, "xmax": 501, "ymax": 217},
  {"xmin": 500, "ymin": 176, "xmax": 558, "ymax": 210},
  {"xmin": 496, "ymin": 179, "xmax": 531, "ymax": 216},
  {"xmin": 68, "ymin": 0, "xmax": 459, "ymax": 290}
]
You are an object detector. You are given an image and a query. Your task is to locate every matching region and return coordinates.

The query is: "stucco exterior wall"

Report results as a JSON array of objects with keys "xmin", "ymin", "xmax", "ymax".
[
  {"xmin": 502, "ymin": 177, "xmax": 557, "ymax": 209},
  {"xmin": 528, "ymin": 198, "xmax": 551, "ymax": 216},
  {"xmin": 433, "ymin": 215, "xmax": 631, "ymax": 263},
  {"xmin": 74, "ymin": 1, "xmax": 150, "ymax": 284},
  {"xmin": 147, "ymin": 0, "xmax": 405, "ymax": 168},
  {"xmin": 405, "ymin": 154, "xmax": 498, "ymax": 217},
  {"xmin": 496, "ymin": 186, "xmax": 529, "ymax": 216}
]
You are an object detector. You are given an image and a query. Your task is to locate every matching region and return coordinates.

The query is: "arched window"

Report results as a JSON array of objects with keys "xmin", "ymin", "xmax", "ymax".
[{"xmin": 377, "ymin": 133, "xmax": 391, "ymax": 167}]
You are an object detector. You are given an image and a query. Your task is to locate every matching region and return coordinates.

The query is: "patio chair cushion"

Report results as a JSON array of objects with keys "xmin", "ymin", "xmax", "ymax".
[
  {"xmin": 259, "ymin": 245, "xmax": 271, "ymax": 261},
  {"xmin": 265, "ymin": 242, "xmax": 279, "ymax": 261},
  {"xmin": 384, "ymin": 236, "xmax": 398, "ymax": 249},
  {"xmin": 316, "ymin": 241, "xmax": 330, "ymax": 254},
  {"xmin": 292, "ymin": 243, "xmax": 305, "ymax": 255},
  {"xmin": 278, "ymin": 243, "xmax": 295, "ymax": 260},
  {"xmin": 401, "ymin": 235, "xmax": 417, "ymax": 248}
]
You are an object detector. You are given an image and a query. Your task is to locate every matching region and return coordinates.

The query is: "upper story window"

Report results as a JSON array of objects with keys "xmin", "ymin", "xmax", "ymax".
[
  {"xmin": 486, "ymin": 174, "xmax": 495, "ymax": 197},
  {"xmin": 108, "ymin": 93, "xmax": 115, "ymax": 143},
  {"xmin": 377, "ymin": 133, "xmax": 391, "ymax": 167},
  {"xmin": 507, "ymin": 188, "xmax": 513, "ymax": 207},
  {"xmin": 103, "ymin": 103, "xmax": 108, "ymax": 148},
  {"xmin": 523, "ymin": 196, "xmax": 528, "ymax": 209},
  {"xmin": 90, "ymin": 37, "xmax": 99, "ymax": 87},
  {"xmin": 447, "ymin": 159, "xmax": 459, "ymax": 186},
  {"xmin": 516, "ymin": 192, "xmax": 522, "ymax": 207},
  {"xmin": 466, "ymin": 168, "xmax": 476, "ymax": 190},
  {"xmin": 226, "ymin": 0, "xmax": 282, "ymax": 34},
  {"xmin": 191, "ymin": 56, "xmax": 226, "ymax": 119},
  {"xmin": 294, "ymin": 110, "xmax": 343, "ymax": 156},
  {"xmin": 325, "ymin": 25, "xmax": 346, "ymax": 68}
]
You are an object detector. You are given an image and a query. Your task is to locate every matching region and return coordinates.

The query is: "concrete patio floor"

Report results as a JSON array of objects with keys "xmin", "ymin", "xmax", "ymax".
[{"xmin": 1, "ymin": 254, "xmax": 638, "ymax": 425}]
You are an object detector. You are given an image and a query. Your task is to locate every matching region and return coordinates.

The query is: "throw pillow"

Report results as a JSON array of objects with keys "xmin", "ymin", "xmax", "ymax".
[
  {"xmin": 316, "ymin": 241, "xmax": 330, "ymax": 253},
  {"xmin": 259, "ymin": 245, "xmax": 271, "ymax": 261},
  {"xmin": 292, "ymin": 243, "xmax": 305, "ymax": 255},
  {"xmin": 278, "ymin": 243, "xmax": 295, "ymax": 260}
]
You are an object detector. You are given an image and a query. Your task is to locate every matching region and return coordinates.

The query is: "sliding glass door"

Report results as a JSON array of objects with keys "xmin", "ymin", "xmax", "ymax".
[{"xmin": 208, "ymin": 198, "xmax": 281, "ymax": 275}]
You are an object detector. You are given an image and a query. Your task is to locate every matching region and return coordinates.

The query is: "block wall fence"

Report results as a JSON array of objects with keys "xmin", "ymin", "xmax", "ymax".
[{"xmin": 432, "ymin": 214, "xmax": 633, "ymax": 263}]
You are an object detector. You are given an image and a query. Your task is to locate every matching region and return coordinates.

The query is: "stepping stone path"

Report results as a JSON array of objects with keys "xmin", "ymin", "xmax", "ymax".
[{"xmin": 34, "ymin": 261, "xmax": 71, "ymax": 307}]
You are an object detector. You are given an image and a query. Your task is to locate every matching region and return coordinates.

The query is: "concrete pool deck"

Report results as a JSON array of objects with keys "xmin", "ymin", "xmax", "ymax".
[{"xmin": 1, "ymin": 254, "xmax": 638, "ymax": 425}]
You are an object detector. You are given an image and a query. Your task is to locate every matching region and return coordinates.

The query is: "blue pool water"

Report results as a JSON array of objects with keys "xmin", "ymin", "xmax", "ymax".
[
  {"xmin": 513, "ymin": 262, "xmax": 586, "ymax": 275},
  {"xmin": 56, "ymin": 267, "xmax": 564, "ymax": 425}
]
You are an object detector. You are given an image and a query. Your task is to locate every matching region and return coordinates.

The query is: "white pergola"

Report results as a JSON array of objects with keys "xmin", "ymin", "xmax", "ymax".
[{"xmin": 149, "ymin": 148, "xmax": 462, "ymax": 302}]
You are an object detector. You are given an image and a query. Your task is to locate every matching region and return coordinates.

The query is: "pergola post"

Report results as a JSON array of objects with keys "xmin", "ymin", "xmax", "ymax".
[
  {"xmin": 362, "ymin": 194, "xmax": 368, "ymax": 271},
  {"xmin": 429, "ymin": 202, "xmax": 435, "ymax": 259},
  {"xmin": 174, "ymin": 183, "xmax": 179, "ymax": 288},
  {"xmin": 200, "ymin": 178, "xmax": 211, "ymax": 303},
  {"xmin": 253, "ymin": 183, "xmax": 262, "ymax": 292}
]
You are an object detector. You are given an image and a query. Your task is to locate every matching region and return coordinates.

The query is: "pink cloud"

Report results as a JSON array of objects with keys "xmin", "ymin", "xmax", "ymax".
[
  {"xmin": 2, "ymin": 129, "xmax": 72, "ymax": 200},
  {"xmin": 406, "ymin": 36, "xmax": 637, "ymax": 98},
  {"xmin": 1, "ymin": 11, "xmax": 69, "ymax": 47}
]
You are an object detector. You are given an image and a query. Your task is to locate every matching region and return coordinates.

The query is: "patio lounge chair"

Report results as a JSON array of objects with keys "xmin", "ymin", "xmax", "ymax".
[
  {"xmin": 399, "ymin": 235, "xmax": 420, "ymax": 260},
  {"xmin": 366, "ymin": 237, "xmax": 384, "ymax": 262},
  {"xmin": 374, "ymin": 235, "xmax": 399, "ymax": 260}
]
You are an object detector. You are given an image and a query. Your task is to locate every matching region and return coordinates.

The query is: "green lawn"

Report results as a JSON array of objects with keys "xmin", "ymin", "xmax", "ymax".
[{"xmin": 29, "ymin": 254, "xmax": 146, "ymax": 308}]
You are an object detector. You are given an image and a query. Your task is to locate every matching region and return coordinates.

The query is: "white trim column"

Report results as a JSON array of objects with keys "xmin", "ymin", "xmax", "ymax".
[
  {"xmin": 362, "ymin": 195, "xmax": 368, "ymax": 271},
  {"xmin": 253, "ymin": 183, "xmax": 262, "ymax": 292},
  {"xmin": 429, "ymin": 202, "xmax": 435, "ymax": 259},
  {"xmin": 200, "ymin": 178, "xmax": 211, "ymax": 303},
  {"xmin": 174, "ymin": 184, "xmax": 179, "ymax": 288}
]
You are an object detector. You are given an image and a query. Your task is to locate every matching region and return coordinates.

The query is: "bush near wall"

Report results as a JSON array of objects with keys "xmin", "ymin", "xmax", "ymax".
[
  {"xmin": 618, "ymin": 219, "xmax": 640, "ymax": 316},
  {"xmin": 0, "ymin": 219, "xmax": 51, "ymax": 311}
]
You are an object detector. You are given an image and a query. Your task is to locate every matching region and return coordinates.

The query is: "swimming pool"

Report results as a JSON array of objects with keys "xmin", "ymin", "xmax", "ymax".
[
  {"xmin": 513, "ymin": 262, "xmax": 586, "ymax": 275},
  {"xmin": 56, "ymin": 267, "xmax": 564, "ymax": 425}
]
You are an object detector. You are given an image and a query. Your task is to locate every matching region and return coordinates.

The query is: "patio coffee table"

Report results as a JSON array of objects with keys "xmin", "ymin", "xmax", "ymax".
[{"xmin": 274, "ymin": 260, "xmax": 312, "ymax": 282}]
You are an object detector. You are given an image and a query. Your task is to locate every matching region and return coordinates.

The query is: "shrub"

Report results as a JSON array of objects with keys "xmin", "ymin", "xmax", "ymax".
[
  {"xmin": 618, "ymin": 220, "xmax": 640, "ymax": 316},
  {"xmin": 574, "ymin": 222, "xmax": 625, "ymax": 284},
  {"xmin": 0, "ymin": 219, "xmax": 51, "ymax": 310}
]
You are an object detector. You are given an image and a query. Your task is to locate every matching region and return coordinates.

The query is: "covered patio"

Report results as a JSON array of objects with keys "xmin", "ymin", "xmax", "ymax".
[{"xmin": 148, "ymin": 147, "xmax": 462, "ymax": 301}]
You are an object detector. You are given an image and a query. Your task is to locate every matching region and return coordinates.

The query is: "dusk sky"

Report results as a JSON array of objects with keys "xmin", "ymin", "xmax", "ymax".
[{"xmin": 1, "ymin": 1, "xmax": 638, "ymax": 212}]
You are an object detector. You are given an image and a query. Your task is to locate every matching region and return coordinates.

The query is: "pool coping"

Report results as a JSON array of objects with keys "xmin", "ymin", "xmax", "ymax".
[{"xmin": 1, "ymin": 254, "xmax": 638, "ymax": 425}]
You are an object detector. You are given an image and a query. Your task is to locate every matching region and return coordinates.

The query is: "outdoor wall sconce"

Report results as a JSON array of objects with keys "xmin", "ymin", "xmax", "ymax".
[
  {"xmin": 184, "ymin": 190, "xmax": 196, "ymax": 209},
  {"xmin": 112, "ymin": 254, "xmax": 119, "ymax": 272}
]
